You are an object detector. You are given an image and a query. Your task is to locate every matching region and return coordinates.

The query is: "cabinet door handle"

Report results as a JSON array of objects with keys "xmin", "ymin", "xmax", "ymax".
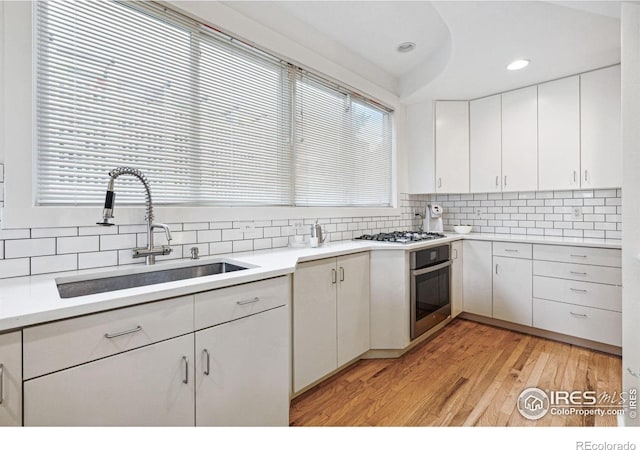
[
  {"xmin": 0, "ymin": 363, "xmax": 4, "ymax": 405},
  {"xmin": 339, "ymin": 267, "xmax": 345, "ymax": 282},
  {"xmin": 453, "ymin": 248, "xmax": 458, "ymax": 259},
  {"xmin": 569, "ymin": 312, "xmax": 588, "ymax": 318},
  {"xmin": 104, "ymin": 325, "xmax": 142, "ymax": 339},
  {"xmin": 202, "ymin": 349, "xmax": 210, "ymax": 376},
  {"xmin": 570, "ymin": 254, "xmax": 588, "ymax": 258},
  {"xmin": 570, "ymin": 288, "xmax": 588, "ymax": 293},
  {"xmin": 495, "ymin": 263, "xmax": 499, "ymax": 275},
  {"xmin": 237, "ymin": 297, "xmax": 260, "ymax": 306},
  {"xmin": 496, "ymin": 175, "xmax": 499, "ymax": 187},
  {"xmin": 570, "ymin": 271, "xmax": 588, "ymax": 276},
  {"xmin": 182, "ymin": 356, "xmax": 189, "ymax": 384},
  {"xmin": 585, "ymin": 170, "xmax": 589, "ymax": 183},
  {"xmin": 438, "ymin": 178, "xmax": 442, "ymax": 189},
  {"xmin": 331, "ymin": 268, "xmax": 337, "ymax": 284},
  {"xmin": 573, "ymin": 170, "xmax": 577, "ymax": 183},
  {"xmin": 504, "ymin": 175, "xmax": 507, "ymax": 187}
]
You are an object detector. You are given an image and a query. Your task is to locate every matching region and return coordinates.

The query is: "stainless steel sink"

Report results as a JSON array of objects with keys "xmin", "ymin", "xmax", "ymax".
[{"xmin": 57, "ymin": 262, "xmax": 249, "ymax": 298}]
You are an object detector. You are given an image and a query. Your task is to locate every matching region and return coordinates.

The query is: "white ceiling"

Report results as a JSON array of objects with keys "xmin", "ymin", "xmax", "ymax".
[{"xmin": 223, "ymin": 1, "xmax": 621, "ymax": 104}]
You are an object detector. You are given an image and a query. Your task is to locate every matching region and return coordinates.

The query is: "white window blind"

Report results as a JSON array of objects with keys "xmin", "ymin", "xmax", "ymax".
[
  {"xmin": 35, "ymin": 1, "xmax": 393, "ymax": 208},
  {"xmin": 36, "ymin": 0, "xmax": 292, "ymax": 206},
  {"xmin": 294, "ymin": 75, "xmax": 393, "ymax": 206}
]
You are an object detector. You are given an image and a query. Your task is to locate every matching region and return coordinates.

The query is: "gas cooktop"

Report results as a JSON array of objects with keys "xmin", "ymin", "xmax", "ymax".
[{"xmin": 354, "ymin": 231, "xmax": 447, "ymax": 244}]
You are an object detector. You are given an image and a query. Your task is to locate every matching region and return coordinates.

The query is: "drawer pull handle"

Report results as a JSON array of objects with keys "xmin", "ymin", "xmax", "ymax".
[
  {"xmin": 504, "ymin": 249, "xmax": 519, "ymax": 253},
  {"xmin": 570, "ymin": 271, "xmax": 588, "ymax": 276},
  {"xmin": 570, "ymin": 288, "xmax": 588, "ymax": 293},
  {"xmin": 237, "ymin": 297, "xmax": 260, "ymax": 306},
  {"xmin": 569, "ymin": 312, "xmax": 588, "ymax": 318},
  {"xmin": 570, "ymin": 254, "xmax": 588, "ymax": 258},
  {"xmin": 331, "ymin": 268, "xmax": 337, "ymax": 284},
  {"xmin": 104, "ymin": 325, "xmax": 142, "ymax": 339},
  {"xmin": 202, "ymin": 349, "xmax": 210, "ymax": 376},
  {"xmin": 182, "ymin": 356, "xmax": 189, "ymax": 384},
  {"xmin": 339, "ymin": 267, "xmax": 345, "ymax": 282},
  {"xmin": 0, "ymin": 363, "xmax": 4, "ymax": 405}
]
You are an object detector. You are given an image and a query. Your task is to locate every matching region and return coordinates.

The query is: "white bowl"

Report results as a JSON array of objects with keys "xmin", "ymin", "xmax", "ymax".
[{"xmin": 453, "ymin": 225, "xmax": 473, "ymax": 235}]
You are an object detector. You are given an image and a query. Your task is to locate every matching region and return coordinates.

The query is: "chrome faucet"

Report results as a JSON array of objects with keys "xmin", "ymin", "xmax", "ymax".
[{"xmin": 96, "ymin": 167, "xmax": 172, "ymax": 265}]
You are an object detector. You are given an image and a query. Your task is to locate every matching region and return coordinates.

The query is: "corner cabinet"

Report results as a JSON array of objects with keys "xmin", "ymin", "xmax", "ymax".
[
  {"xmin": 462, "ymin": 240, "xmax": 493, "ymax": 317},
  {"xmin": 435, "ymin": 101, "xmax": 470, "ymax": 193},
  {"xmin": 0, "ymin": 331, "xmax": 22, "ymax": 427},
  {"xmin": 451, "ymin": 241, "xmax": 464, "ymax": 317},
  {"xmin": 293, "ymin": 252, "xmax": 370, "ymax": 393}
]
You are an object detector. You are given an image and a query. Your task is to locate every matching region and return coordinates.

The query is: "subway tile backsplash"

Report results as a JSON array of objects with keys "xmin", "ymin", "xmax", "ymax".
[
  {"xmin": 413, "ymin": 189, "xmax": 622, "ymax": 239},
  {"xmin": 0, "ymin": 163, "xmax": 417, "ymax": 278},
  {"xmin": 0, "ymin": 162, "xmax": 621, "ymax": 279}
]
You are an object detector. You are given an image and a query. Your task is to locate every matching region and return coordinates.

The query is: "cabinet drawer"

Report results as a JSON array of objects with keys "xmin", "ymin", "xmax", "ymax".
[
  {"xmin": 195, "ymin": 276, "xmax": 290, "ymax": 330},
  {"xmin": 533, "ymin": 298, "xmax": 621, "ymax": 346},
  {"xmin": 493, "ymin": 242, "xmax": 532, "ymax": 259},
  {"xmin": 533, "ymin": 276, "xmax": 621, "ymax": 312},
  {"xmin": 533, "ymin": 260, "xmax": 621, "ymax": 286},
  {"xmin": 533, "ymin": 244, "xmax": 621, "ymax": 267},
  {"xmin": 23, "ymin": 296, "xmax": 193, "ymax": 380}
]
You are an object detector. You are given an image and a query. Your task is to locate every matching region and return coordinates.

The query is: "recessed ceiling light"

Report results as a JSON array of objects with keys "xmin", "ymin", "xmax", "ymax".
[
  {"xmin": 507, "ymin": 59, "xmax": 530, "ymax": 71},
  {"xmin": 397, "ymin": 42, "xmax": 416, "ymax": 53}
]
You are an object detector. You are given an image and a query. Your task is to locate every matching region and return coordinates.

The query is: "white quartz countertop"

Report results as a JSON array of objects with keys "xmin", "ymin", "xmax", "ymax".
[{"xmin": 0, "ymin": 233, "xmax": 621, "ymax": 332}]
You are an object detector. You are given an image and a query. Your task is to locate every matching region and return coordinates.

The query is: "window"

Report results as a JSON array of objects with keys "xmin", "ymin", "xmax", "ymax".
[{"xmin": 35, "ymin": 1, "xmax": 393, "ymax": 208}]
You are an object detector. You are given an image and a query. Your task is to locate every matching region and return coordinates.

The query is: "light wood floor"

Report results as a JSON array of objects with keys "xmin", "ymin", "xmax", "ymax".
[{"xmin": 290, "ymin": 319, "xmax": 622, "ymax": 426}]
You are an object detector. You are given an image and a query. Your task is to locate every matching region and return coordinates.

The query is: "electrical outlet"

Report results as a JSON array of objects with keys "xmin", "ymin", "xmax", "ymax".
[
  {"xmin": 239, "ymin": 221, "xmax": 256, "ymax": 231},
  {"xmin": 572, "ymin": 206, "xmax": 583, "ymax": 220},
  {"xmin": 475, "ymin": 208, "xmax": 483, "ymax": 219},
  {"xmin": 292, "ymin": 220, "xmax": 304, "ymax": 233}
]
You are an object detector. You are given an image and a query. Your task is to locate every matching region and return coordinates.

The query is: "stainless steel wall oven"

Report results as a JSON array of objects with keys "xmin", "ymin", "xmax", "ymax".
[{"xmin": 410, "ymin": 244, "xmax": 452, "ymax": 339}]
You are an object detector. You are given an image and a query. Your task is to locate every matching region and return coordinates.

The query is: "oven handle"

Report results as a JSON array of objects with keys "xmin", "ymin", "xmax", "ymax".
[{"xmin": 410, "ymin": 260, "xmax": 453, "ymax": 277}]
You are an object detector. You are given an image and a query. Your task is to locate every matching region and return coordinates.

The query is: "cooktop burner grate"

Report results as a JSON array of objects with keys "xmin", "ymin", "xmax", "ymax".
[{"xmin": 354, "ymin": 231, "xmax": 446, "ymax": 244}]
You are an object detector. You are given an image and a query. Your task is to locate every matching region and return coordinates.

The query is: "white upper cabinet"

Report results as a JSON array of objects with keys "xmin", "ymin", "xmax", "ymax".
[
  {"xmin": 470, "ymin": 95, "xmax": 502, "ymax": 193},
  {"xmin": 538, "ymin": 76, "xmax": 581, "ymax": 190},
  {"xmin": 501, "ymin": 86, "xmax": 538, "ymax": 192},
  {"xmin": 581, "ymin": 65, "xmax": 621, "ymax": 189},
  {"xmin": 435, "ymin": 101, "xmax": 470, "ymax": 193}
]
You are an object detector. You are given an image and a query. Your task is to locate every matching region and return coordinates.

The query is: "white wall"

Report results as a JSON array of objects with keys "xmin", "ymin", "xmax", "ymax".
[{"xmin": 621, "ymin": 1, "xmax": 640, "ymax": 428}]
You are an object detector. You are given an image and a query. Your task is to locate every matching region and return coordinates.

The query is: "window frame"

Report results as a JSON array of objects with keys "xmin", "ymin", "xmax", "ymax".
[{"xmin": 0, "ymin": 1, "xmax": 400, "ymax": 229}]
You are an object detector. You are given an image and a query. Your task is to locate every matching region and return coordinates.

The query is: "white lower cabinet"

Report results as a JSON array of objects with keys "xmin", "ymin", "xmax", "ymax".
[
  {"xmin": 195, "ymin": 306, "xmax": 289, "ymax": 426},
  {"xmin": 451, "ymin": 241, "xmax": 463, "ymax": 317},
  {"xmin": 24, "ymin": 334, "xmax": 195, "ymax": 426},
  {"xmin": 462, "ymin": 240, "xmax": 493, "ymax": 317},
  {"xmin": 533, "ymin": 299, "xmax": 621, "ymax": 347},
  {"xmin": 0, "ymin": 331, "xmax": 22, "ymax": 427},
  {"xmin": 293, "ymin": 252, "xmax": 370, "ymax": 393},
  {"xmin": 493, "ymin": 256, "xmax": 532, "ymax": 326},
  {"xmin": 22, "ymin": 276, "xmax": 292, "ymax": 426}
]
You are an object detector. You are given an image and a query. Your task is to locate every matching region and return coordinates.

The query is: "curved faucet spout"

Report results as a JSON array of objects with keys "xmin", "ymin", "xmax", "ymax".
[{"xmin": 96, "ymin": 167, "xmax": 171, "ymax": 265}]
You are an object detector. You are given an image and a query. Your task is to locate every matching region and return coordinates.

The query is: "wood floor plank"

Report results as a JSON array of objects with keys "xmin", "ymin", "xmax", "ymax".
[{"xmin": 290, "ymin": 319, "xmax": 622, "ymax": 427}]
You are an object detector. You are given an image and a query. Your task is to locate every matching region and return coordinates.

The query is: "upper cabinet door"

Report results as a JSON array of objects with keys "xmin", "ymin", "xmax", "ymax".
[
  {"xmin": 435, "ymin": 101, "xmax": 470, "ymax": 193},
  {"xmin": 501, "ymin": 86, "xmax": 538, "ymax": 192},
  {"xmin": 470, "ymin": 95, "xmax": 502, "ymax": 193},
  {"xmin": 538, "ymin": 76, "xmax": 581, "ymax": 191},
  {"xmin": 581, "ymin": 65, "xmax": 621, "ymax": 189}
]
